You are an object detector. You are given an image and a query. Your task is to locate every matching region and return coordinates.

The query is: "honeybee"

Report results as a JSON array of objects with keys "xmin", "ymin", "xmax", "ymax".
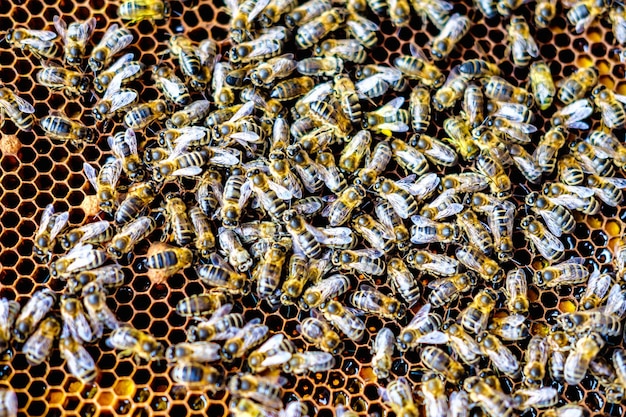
[
  {"xmin": 460, "ymin": 288, "xmax": 498, "ymax": 334},
  {"xmin": 350, "ymin": 285, "xmax": 405, "ymax": 319},
  {"xmin": 339, "ymin": 130, "xmax": 371, "ymax": 173},
  {"xmin": 300, "ymin": 316, "xmax": 343, "ymax": 354},
  {"xmin": 229, "ymin": 373, "xmax": 283, "ymax": 410},
  {"xmin": 89, "ymin": 24, "xmax": 133, "ymax": 72},
  {"xmin": 533, "ymin": 256, "xmax": 589, "ymax": 288},
  {"xmin": 385, "ymin": 377, "xmax": 419, "ymax": 417},
  {"xmin": 422, "ymin": 346, "xmax": 465, "ymax": 383},
  {"xmin": 449, "ymin": 391, "xmax": 469, "ymax": 417},
  {"xmin": 533, "ymin": 126, "xmax": 566, "ymax": 174},
  {"xmin": 246, "ymin": 168, "xmax": 292, "ymax": 221},
  {"xmin": 396, "ymin": 303, "xmax": 443, "ymax": 352},
  {"xmin": 295, "ymin": 8, "xmax": 345, "ymax": 49},
  {"xmin": 152, "ymin": 148, "xmax": 213, "ymax": 181},
  {"xmin": 32, "ymin": 203, "xmax": 69, "ymax": 261},
  {"xmin": 507, "ymin": 16, "xmax": 538, "ymax": 67},
  {"xmin": 315, "ymin": 38, "xmax": 366, "ymax": 64},
  {"xmin": 248, "ymin": 54, "xmax": 296, "ymax": 88},
  {"xmin": 513, "ymin": 144, "xmax": 545, "ymax": 180},
  {"xmin": 564, "ymin": 331, "xmax": 604, "ymax": 385},
  {"xmin": 488, "ymin": 314, "xmax": 529, "ymax": 341},
  {"xmin": 459, "ymin": 84, "xmax": 484, "ymax": 129},
  {"xmin": 82, "ymin": 282, "xmax": 120, "ymax": 339},
  {"xmin": 409, "ymin": 215, "xmax": 459, "ymax": 245},
  {"xmin": 352, "ymin": 214, "xmax": 393, "ymax": 253},
  {"xmin": 580, "ymin": 271, "xmax": 612, "ymax": 310},
  {"xmin": 321, "ymin": 184, "xmax": 365, "ymax": 227},
  {"xmin": 169, "ymin": 341, "xmax": 223, "ymax": 364},
  {"xmin": 0, "ymin": 86, "xmax": 34, "ymax": 131},
  {"xmin": 456, "ymin": 210, "xmax": 493, "ymax": 254},
  {"xmin": 226, "ymin": 0, "xmax": 270, "ymax": 43},
  {"xmin": 503, "ymin": 269, "xmax": 529, "ymax": 314},
  {"xmin": 171, "ymin": 361, "xmax": 221, "ymax": 390},
  {"xmin": 286, "ymin": 143, "xmax": 325, "ymax": 192},
  {"xmin": 591, "ymin": 84, "xmax": 626, "ymax": 129},
  {"xmin": 316, "ymin": 152, "xmax": 347, "ymax": 193},
  {"xmin": 0, "ymin": 298, "xmax": 18, "ymax": 354},
  {"xmin": 522, "ymin": 335, "xmax": 549, "ymax": 387},
  {"xmin": 186, "ymin": 304, "xmax": 244, "ymax": 342},
  {"xmin": 371, "ymin": 327, "xmax": 394, "ymax": 380},
  {"xmin": 108, "ymin": 128, "xmax": 145, "ymax": 182},
  {"xmin": 299, "ymin": 273, "xmax": 350, "ymax": 310},
  {"xmin": 247, "ymin": 333, "xmax": 295, "ymax": 373},
  {"xmin": 107, "ymin": 216, "xmax": 155, "ymax": 259},
  {"xmin": 566, "ymin": 0, "xmax": 608, "ymax": 33},
  {"xmin": 514, "ymin": 387, "xmax": 558, "ymax": 412},
  {"xmin": 551, "ymin": 98, "xmax": 594, "ymax": 130},
  {"xmin": 604, "ymin": 282, "xmax": 626, "ymax": 320},
  {"xmin": 542, "ymin": 181, "xmax": 600, "ymax": 215},
  {"xmin": 307, "ymin": 100, "xmax": 352, "ymax": 138},
  {"xmin": 230, "ymin": 38, "xmax": 285, "ymax": 64},
  {"xmin": 22, "ymin": 315, "xmax": 60, "ymax": 366},
  {"xmin": 363, "ymin": 97, "xmax": 409, "ymax": 134},
  {"xmin": 376, "ymin": 200, "xmax": 411, "ymax": 251},
  {"xmin": 390, "ymin": 139, "xmax": 429, "ymax": 177},
  {"xmin": 420, "ymin": 373, "xmax": 448, "ymax": 417},
  {"xmin": 94, "ymin": 53, "xmax": 144, "ymax": 94},
  {"xmin": 610, "ymin": 6, "xmax": 626, "ymax": 45},
  {"xmin": 66, "ymin": 264, "xmax": 125, "ymax": 295},
  {"xmin": 254, "ymin": 238, "xmax": 291, "ymax": 299},
  {"xmin": 6, "ymin": 27, "xmax": 58, "ymax": 60},
  {"xmin": 297, "ymin": 56, "xmax": 343, "ymax": 78},
  {"xmin": 346, "ymin": 14, "xmax": 378, "ymax": 48},
  {"xmin": 405, "ymin": 249, "xmax": 459, "ymax": 277},
  {"xmin": 196, "ymin": 254, "xmax": 249, "ymax": 295},
  {"xmin": 60, "ymin": 294, "xmax": 96, "ymax": 344},
  {"xmin": 278, "ymin": 254, "xmax": 309, "ymax": 305},
  {"xmin": 145, "ymin": 245, "xmax": 193, "ymax": 279},
  {"xmin": 409, "ymin": 135, "xmax": 458, "ymax": 168},
  {"xmin": 161, "ymin": 194, "xmax": 193, "ymax": 246},
  {"xmin": 84, "ymin": 159, "xmax": 122, "ymax": 215},
  {"xmin": 186, "ymin": 208, "xmax": 215, "ymax": 259},
  {"xmin": 331, "ymin": 248, "xmax": 385, "ymax": 276},
  {"xmin": 320, "ymin": 300, "xmax": 366, "ymax": 342},
  {"xmin": 14, "ymin": 288, "xmax": 56, "ymax": 343},
  {"xmin": 520, "ymin": 215, "xmax": 564, "ymax": 261},
  {"xmin": 570, "ymin": 140, "xmax": 613, "ymax": 176},
  {"xmin": 430, "ymin": 14, "xmax": 471, "ymax": 60},
  {"xmin": 558, "ymin": 67, "xmax": 598, "ymax": 104},
  {"xmin": 115, "ymin": 180, "xmax": 161, "ymax": 225},
  {"xmin": 529, "ymin": 61, "xmax": 555, "ymax": 110},
  {"xmin": 107, "ymin": 325, "xmax": 163, "ymax": 362},
  {"xmin": 151, "ymin": 65, "xmax": 190, "ymax": 106},
  {"xmin": 175, "ymin": 291, "xmax": 228, "ymax": 318},
  {"xmin": 463, "ymin": 377, "xmax": 514, "ymax": 417},
  {"xmin": 118, "ymin": 0, "xmax": 171, "ymax": 23},
  {"xmin": 394, "ymin": 48, "xmax": 445, "ymax": 88},
  {"xmin": 167, "ymin": 35, "xmax": 211, "ymax": 91},
  {"xmin": 40, "ymin": 113, "xmax": 96, "ymax": 148},
  {"xmin": 37, "ymin": 62, "xmax": 91, "ymax": 97},
  {"xmin": 558, "ymin": 310, "xmax": 622, "ymax": 337},
  {"xmin": 51, "ymin": 15, "xmax": 95, "ymax": 66},
  {"xmin": 50, "ymin": 243, "xmax": 108, "ymax": 280},
  {"xmin": 222, "ymin": 319, "xmax": 269, "ymax": 361},
  {"xmin": 547, "ymin": 330, "xmax": 570, "ymax": 382},
  {"xmin": 484, "ymin": 75, "xmax": 533, "ymax": 106},
  {"xmin": 219, "ymin": 227, "xmax": 254, "ymax": 272},
  {"xmin": 432, "ymin": 68, "xmax": 468, "ymax": 111},
  {"xmin": 443, "ymin": 116, "xmax": 479, "ymax": 160},
  {"xmin": 428, "ymin": 273, "xmax": 476, "ymax": 308},
  {"xmin": 440, "ymin": 320, "xmax": 483, "ymax": 365},
  {"xmin": 375, "ymin": 175, "xmax": 434, "ymax": 219},
  {"xmin": 60, "ymin": 331, "xmax": 97, "ymax": 382},
  {"xmin": 124, "ymin": 99, "xmax": 169, "ymax": 130},
  {"xmin": 168, "ymin": 100, "xmax": 212, "ymax": 129},
  {"xmin": 283, "ymin": 351, "xmax": 335, "ymax": 374},
  {"xmin": 458, "ymin": 245, "xmax": 504, "ymax": 284},
  {"xmin": 535, "ymin": 0, "xmax": 557, "ymax": 27},
  {"xmin": 285, "ymin": 0, "xmax": 331, "ymax": 27}
]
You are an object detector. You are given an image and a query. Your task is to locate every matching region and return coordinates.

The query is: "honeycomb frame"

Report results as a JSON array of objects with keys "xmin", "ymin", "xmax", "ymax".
[{"xmin": 1, "ymin": 0, "xmax": 626, "ymax": 416}]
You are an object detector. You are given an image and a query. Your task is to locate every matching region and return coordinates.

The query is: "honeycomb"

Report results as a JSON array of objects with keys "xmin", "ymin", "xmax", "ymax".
[{"xmin": 1, "ymin": 0, "xmax": 626, "ymax": 416}]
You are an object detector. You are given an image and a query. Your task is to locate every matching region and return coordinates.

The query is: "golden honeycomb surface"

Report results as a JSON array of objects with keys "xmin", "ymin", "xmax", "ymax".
[{"xmin": 0, "ymin": 0, "xmax": 625, "ymax": 416}]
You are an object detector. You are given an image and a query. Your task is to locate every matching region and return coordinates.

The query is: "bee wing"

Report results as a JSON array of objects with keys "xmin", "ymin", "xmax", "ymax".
[
  {"xmin": 123, "ymin": 216, "xmax": 154, "ymax": 242},
  {"xmin": 105, "ymin": 27, "xmax": 133, "ymax": 56},
  {"xmin": 407, "ymin": 303, "xmax": 432, "ymax": 326},
  {"xmin": 124, "ymin": 128, "xmax": 138, "ymax": 155},
  {"xmin": 256, "ymin": 333, "xmax": 285, "ymax": 353},
  {"xmin": 205, "ymin": 303, "xmax": 234, "ymax": 325},
  {"xmin": 563, "ymin": 184, "xmax": 595, "ymax": 198},
  {"xmin": 407, "ymin": 173, "xmax": 440, "ymax": 198},
  {"xmin": 414, "ymin": 330, "xmax": 448, "ymax": 344},
  {"xmin": 604, "ymin": 283, "xmax": 626, "ymax": 318},
  {"xmin": 308, "ymin": 224, "xmax": 353, "ymax": 245},
  {"xmin": 39, "ymin": 203, "xmax": 55, "ymax": 234},
  {"xmin": 171, "ymin": 166, "xmax": 204, "ymax": 177},
  {"xmin": 29, "ymin": 29, "xmax": 58, "ymax": 41},
  {"xmin": 250, "ymin": 40, "xmax": 282, "ymax": 58},
  {"xmin": 356, "ymin": 75, "xmax": 389, "ymax": 98},
  {"xmin": 583, "ymin": 270, "xmax": 611, "ymax": 300},
  {"xmin": 77, "ymin": 220, "xmax": 111, "ymax": 242},
  {"xmin": 248, "ymin": 0, "xmax": 271, "ymax": 22},
  {"xmin": 410, "ymin": 214, "xmax": 437, "ymax": 227},
  {"xmin": 374, "ymin": 97, "xmax": 405, "ymax": 116},
  {"xmin": 104, "ymin": 53, "xmax": 135, "ymax": 74},
  {"xmin": 527, "ymin": 229, "xmax": 563, "ymax": 260},
  {"xmin": 83, "ymin": 162, "xmax": 99, "ymax": 191},
  {"xmin": 263, "ymin": 350, "xmax": 293, "ymax": 368},
  {"xmin": 299, "ymin": 81, "xmax": 333, "ymax": 104},
  {"xmin": 106, "ymin": 89, "xmax": 138, "ymax": 113},
  {"xmin": 601, "ymin": 176, "xmax": 626, "ymax": 189},
  {"xmin": 515, "ymin": 387, "xmax": 558, "ymax": 409},
  {"xmin": 39, "ymin": 64, "xmax": 67, "ymax": 84},
  {"xmin": 434, "ymin": 203, "xmax": 464, "ymax": 220},
  {"xmin": 48, "ymin": 211, "xmax": 70, "ymax": 243},
  {"xmin": 229, "ymin": 101, "xmax": 255, "ymax": 123},
  {"xmin": 538, "ymin": 209, "xmax": 566, "ymax": 237},
  {"xmin": 53, "ymin": 16, "xmax": 67, "ymax": 38},
  {"xmin": 266, "ymin": 180, "xmax": 293, "ymax": 200},
  {"xmin": 73, "ymin": 17, "xmax": 97, "ymax": 43},
  {"xmin": 596, "ymin": 100, "xmax": 623, "ymax": 129}
]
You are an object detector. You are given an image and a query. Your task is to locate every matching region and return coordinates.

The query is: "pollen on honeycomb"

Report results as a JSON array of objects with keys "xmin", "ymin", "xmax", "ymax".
[{"xmin": 1, "ymin": 0, "xmax": 626, "ymax": 416}]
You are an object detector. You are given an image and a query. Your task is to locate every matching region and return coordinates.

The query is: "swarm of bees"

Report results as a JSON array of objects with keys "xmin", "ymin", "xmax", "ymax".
[{"xmin": 6, "ymin": 0, "xmax": 626, "ymax": 416}]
